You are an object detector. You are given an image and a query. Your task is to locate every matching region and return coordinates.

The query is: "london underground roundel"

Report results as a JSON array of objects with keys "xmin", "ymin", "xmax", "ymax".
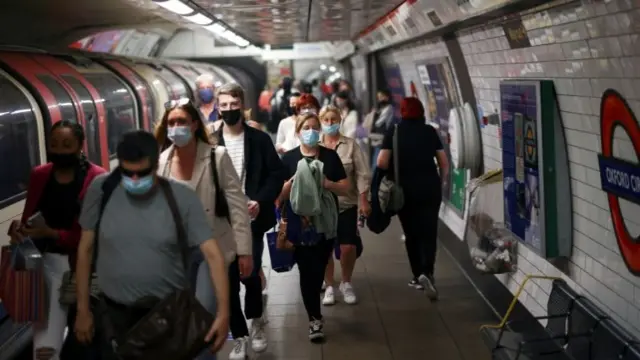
[{"xmin": 598, "ymin": 89, "xmax": 640, "ymax": 276}]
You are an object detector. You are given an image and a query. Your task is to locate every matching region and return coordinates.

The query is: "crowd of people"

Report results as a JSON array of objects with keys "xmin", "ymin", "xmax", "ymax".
[{"xmin": 6, "ymin": 72, "xmax": 449, "ymax": 360}]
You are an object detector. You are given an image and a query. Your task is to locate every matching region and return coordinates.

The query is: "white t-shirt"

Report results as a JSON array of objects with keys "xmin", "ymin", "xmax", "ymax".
[
  {"xmin": 275, "ymin": 116, "xmax": 299, "ymax": 152},
  {"xmin": 222, "ymin": 132, "xmax": 246, "ymax": 190}
]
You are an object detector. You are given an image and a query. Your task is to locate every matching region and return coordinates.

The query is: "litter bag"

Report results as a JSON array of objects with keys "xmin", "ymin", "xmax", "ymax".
[{"xmin": 464, "ymin": 170, "xmax": 517, "ymax": 274}]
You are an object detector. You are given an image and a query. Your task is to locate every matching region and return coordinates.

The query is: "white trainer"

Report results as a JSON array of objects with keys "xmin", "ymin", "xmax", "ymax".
[
  {"xmin": 322, "ymin": 286, "xmax": 336, "ymax": 305},
  {"xmin": 340, "ymin": 282, "xmax": 357, "ymax": 305},
  {"xmin": 229, "ymin": 337, "xmax": 248, "ymax": 360},
  {"xmin": 250, "ymin": 318, "xmax": 268, "ymax": 352}
]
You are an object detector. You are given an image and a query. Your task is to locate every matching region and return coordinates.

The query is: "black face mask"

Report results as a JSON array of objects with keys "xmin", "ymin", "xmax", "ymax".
[
  {"xmin": 377, "ymin": 100, "xmax": 389, "ymax": 108},
  {"xmin": 220, "ymin": 109, "xmax": 242, "ymax": 126},
  {"xmin": 48, "ymin": 152, "xmax": 79, "ymax": 169}
]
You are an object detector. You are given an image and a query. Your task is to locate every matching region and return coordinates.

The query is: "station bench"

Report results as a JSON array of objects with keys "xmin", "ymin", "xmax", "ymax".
[
  {"xmin": 481, "ymin": 278, "xmax": 640, "ymax": 360},
  {"xmin": 0, "ymin": 303, "xmax": 32, "ymax": 360}
]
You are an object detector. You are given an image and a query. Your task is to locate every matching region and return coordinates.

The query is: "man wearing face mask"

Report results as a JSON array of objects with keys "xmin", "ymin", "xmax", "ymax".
[
  {"xmin": 212, "ymin": 83, "xmax": 286, "ymax": 359},
  {"xmin": 196, "ymin": 73, "xmax": 218, "ymax": 124},
  {"xmin": 74, "ymin": 130, "xmax": 230, "ymax": 358}
]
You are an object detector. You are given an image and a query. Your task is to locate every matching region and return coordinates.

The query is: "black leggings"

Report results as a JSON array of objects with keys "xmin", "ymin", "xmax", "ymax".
[
  {"xmin": 397, "ymin": 201, "xmax": 441, "ymax": 278},
  {"xmin": 294, "ymin": 240, "xmax": 334, "ymax": 321}
]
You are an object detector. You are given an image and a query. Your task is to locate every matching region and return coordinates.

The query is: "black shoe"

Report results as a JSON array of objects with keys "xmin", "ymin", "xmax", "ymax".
[
  {"xmin": 408, "ymin": 278, "xmax": 424, "ymax": 290},
  {"xmin": 308, "ymin": 319, "xmax": 325, "ymax": 342},
  {"xmin": 418, "ymin": 274, "xmax": 438, "ymax": 301}
]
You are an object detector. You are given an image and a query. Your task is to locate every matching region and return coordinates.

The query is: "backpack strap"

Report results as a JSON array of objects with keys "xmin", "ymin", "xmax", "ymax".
[
  {"xmin": 158, "ymin": 178, "xmax": 190, "ymax": 273},
  {"xmin": 392, "ymin": 123, "xmax": 400, "ymax": 183},
  {"xmin": 91, "ymin": 168, "xmax": 122, "ymax": 267}
]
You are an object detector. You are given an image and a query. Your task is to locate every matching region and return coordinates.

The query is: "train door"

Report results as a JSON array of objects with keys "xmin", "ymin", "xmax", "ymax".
[
  {"xmin": 27, "ymin": 54, "xmax": 110, "ymax": 167},
  {"xmin": 164, "ymin": 63, "xmax": 199, "ymax": 93},
  {"xmin": 99, "ymin": 59, "xmax": 155, "ymax": 132},
  {"xmin": 153, "ymin": 64, "xmax": 189, "ymax": 100},
  {"xmin": 0, "ymin": 68, "xmax": 46, "ymax": 214},
  {"xmin": 0, "ymin": 51, "xmax": 70, "ymax": 128},
  {"xmin": 127, "ymin": 63, "xmax": 170, "ymax": 129}
]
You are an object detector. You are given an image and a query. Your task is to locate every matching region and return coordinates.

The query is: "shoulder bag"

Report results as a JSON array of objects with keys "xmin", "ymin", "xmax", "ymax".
[{"xmin": 210, "ymin": 148, "xmax": 231, "ymax": 223}]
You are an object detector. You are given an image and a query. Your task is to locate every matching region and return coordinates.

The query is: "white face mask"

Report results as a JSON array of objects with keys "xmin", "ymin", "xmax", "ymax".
[{"xmin": 167, "ymin": 126, "xmax": 192, "ymax": 147}]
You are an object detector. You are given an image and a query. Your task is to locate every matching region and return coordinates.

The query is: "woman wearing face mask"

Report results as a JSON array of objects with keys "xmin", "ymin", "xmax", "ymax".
[
  {"xmin": 155, "ymin": 98, "xmax": 253, "ymax": 360},
  {"xmin": 317, "ymin": 106, "xmax": 371, "ymax": 306},
  {"xmin": 333, "ymin": 91, "xmax": 359, "ymax": 139},
  {"xmin": 8, "ymin": 121, "xmax": 106, "ymax": 360},
  {"xmin": 279, "ymin": 113, "xmax": 350, "ymax": 342}
]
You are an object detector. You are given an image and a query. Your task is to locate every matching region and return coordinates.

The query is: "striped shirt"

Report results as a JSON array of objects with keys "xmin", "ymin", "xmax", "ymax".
[{"xmin": 222, "ymin": 132, "xmax": 246, "ymax": 190}]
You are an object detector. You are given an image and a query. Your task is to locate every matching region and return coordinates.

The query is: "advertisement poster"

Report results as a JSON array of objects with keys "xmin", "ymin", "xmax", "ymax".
[
  {"xmin": 500, "ymin": 82, "xmax": 542, "ymax": 252},
  {"xmin": 85, "ymin": 30, "xmax": 126, "ymax": 53},
  {"xmin": 416, "ymin": 60, "xmax": 466, "ymax": 212},
  {"xmin": 382, "ymin": 63, "xmax": 406, "ymax": 119}
]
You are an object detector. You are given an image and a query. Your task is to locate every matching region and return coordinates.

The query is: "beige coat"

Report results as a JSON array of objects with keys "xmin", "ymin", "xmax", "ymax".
[{"xmin": 159, "ymin": 141, "xmax": 252, "ymax": 264}]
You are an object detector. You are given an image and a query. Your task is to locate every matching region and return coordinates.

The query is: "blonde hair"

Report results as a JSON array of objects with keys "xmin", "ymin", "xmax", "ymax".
[
  {"xmin": 319, "ymin": 105, "xmax": 341, "ymax": 122},
  {"xmin": 295, "ymin": 112, "xmax": 319, "ymax": 133}
]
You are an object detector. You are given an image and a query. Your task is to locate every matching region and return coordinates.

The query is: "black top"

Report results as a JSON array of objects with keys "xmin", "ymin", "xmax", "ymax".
[
  {"xmin": 282, "ymin": 146, "xmax": 347, "ymax": 182},
  {"xmin": 282, "ymin": 146, "xmax": 347, "ymax": 210},
  {"xmin": 34, "ymin": 175, "xmax": 81, "ymax": 253},
  {"xmin": 382, "ymin": 121, "xmax": 444, "ymax": 203},
  {"xmin": 214, "ymin": 123, "xmax": 286, "ymax": 233}
]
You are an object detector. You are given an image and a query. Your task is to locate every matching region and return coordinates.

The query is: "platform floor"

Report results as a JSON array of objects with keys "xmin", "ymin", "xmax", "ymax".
[{"xmin": 223, "ymin": 220, "xmax": 495, "ymax": 360}]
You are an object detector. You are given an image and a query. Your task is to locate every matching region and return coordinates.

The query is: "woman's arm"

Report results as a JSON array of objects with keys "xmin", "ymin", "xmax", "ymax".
[
  {"xmin": 324, "ymin": 179, "xmax": 350, "ymax": 196},
  {"xmin": 217, "ymin": 148, "xmax": 252, "ymax": 257},
  {"xmin": 436, "ymin": 149, "xmax": 450, "ymax": 181}
]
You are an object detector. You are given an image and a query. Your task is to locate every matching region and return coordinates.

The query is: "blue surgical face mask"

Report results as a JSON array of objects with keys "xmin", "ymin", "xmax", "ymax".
[
  {"xmin": 321, "ymin": 123, "xmax": 340, "ymax": 135},
  {"xmin": 122, "ymin": 175, "xmax": 154, "ymax": 195},
  {"xmin": 167, "ymin": 126, "xmax": 192, "ymax": 147},
  {"xmin": 198, "ymin": 88, "xmax": 214, "ymax": 104},
  {"xmin": 300, "ymin": 129, "xmax": 320, "ymax": 146}
]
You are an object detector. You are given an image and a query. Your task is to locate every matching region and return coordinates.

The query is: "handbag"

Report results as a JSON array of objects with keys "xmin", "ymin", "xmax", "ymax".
[
  {"xmin": 378, "ymin": 123, "xmax": 404, "ymax": 214},
  {"xmin": 0, "ymin": 245, "xmax": 48, "ymax": 325},
  {"xmin": 276, "ymin": 203, "xmax": 294, "ymax": 251},
  {"xmin": 112, "ymin": 178, "xmax": 215, "ymax": 360},
  {"xmin": 211, "ymin": 147, "xmax": 231, "ymax": 222},
  {"xmin": 266, "ymin": 209, "xmax": 295, "ymax": 273}
]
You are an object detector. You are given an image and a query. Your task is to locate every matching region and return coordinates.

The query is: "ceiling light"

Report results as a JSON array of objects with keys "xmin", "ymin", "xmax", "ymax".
[
  {"xmin": 329, "ymin": 66, "xmax": 336, "ymax": 72},
  {"xmin": 320, "ymin": 64, "xmax": 327, "ymax": 70},
  {"xmin": 264, "ymin": 44, "xmax": 271, "ymax": 51},
  {"xmin": 183, "ymin": 12, "xmax": 213, "ymax": 25},
  {"xmin": 155, "ymin": 0, "xmax": 193, "ymax": 15}
]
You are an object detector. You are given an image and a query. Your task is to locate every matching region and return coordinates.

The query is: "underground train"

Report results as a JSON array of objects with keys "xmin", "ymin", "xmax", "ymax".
[{"xmin": 0, "ymin": 48, "xmax": 254, "ymax": 246}]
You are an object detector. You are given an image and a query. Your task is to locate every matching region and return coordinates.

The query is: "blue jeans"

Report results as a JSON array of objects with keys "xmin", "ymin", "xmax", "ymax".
[{"xmin": 191, "ymin": 250, "xmax": 218, "ymax": 360}]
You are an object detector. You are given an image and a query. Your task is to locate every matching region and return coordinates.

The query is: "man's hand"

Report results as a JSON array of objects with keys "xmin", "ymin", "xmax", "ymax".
[
  {"xmin": 248, "ymin": 200, "xmax": 260, "ymax": 218},
  {"xmin": 74, "ymin": 309, "xmax": 94, "ymax": 344},
  {"xmin": 237, "ymin": 255, "xmax": 254, "ymax": 279},
  {"xmin": 205, "ymin": 314, "xmax": 229, "ymax": 354}
]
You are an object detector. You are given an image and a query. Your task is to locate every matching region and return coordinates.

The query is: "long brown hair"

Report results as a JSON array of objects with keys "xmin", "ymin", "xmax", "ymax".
[{"xmin": 154, "ymin": 100, "xmax": 210, "ymax": 151}]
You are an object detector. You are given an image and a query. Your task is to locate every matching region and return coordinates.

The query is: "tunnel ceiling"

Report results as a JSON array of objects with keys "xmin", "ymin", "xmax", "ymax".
[
  {"xmin": 0, "ymin": 0, "xmax": 184, "ymax": 48},
  {"xmin": 192, "ymin": 0, "xmax": 406, "ymax": 45}
]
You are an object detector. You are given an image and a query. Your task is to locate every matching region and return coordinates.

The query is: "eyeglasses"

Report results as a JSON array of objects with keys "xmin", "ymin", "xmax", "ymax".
[
  {"xmin": 164, "ymin": 98, "xmax": 192, "ymax": 110},
  {"xmin": 120, "ymin": 167, "xmax": 154, "ymax": 178}
]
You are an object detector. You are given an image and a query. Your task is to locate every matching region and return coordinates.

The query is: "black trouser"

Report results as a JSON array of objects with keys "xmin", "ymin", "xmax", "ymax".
[
  {"xmin": 398, "ymin": 200, "xmax": 441, "ymax": 278},
  {"xmin": 97, "ymin": 296, "xmax": 155, "ymax": 360},
  {"xmin": 228, "ymin": 230, "xmax": 265, "ymax": 338},
  {"xmin": 294, "ymin": 239, "xmax": 334, "ymax": 321},
  {"xmin": 60, "ymin": 301, "xmax": 102, "ymax": 360}
]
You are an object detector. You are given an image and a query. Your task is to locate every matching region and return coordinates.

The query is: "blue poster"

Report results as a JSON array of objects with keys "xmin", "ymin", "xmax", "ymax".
[
  {"xmin": 501, "ymin": 83, "xmax": 542, "ymax": 251},
  {"xmin": 382, "ymin": 64, "xmax": 405, "ymax": 119}
]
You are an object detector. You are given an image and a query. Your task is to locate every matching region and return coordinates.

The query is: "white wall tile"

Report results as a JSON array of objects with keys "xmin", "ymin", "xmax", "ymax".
[{"xmin": 381, "ymin": 0, "xmax": 640, "ymax": 335}]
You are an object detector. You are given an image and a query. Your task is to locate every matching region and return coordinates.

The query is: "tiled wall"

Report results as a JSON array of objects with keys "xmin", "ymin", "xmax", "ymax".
[{"xmin": 379, "ymin": 0, "xmax": 640, "ymax": 334}]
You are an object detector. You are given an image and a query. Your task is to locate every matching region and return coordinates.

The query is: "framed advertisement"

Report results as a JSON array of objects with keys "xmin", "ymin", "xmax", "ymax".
[{"xmin": 415, "ymin": 58, "xmax": 467, "ymax": 213}]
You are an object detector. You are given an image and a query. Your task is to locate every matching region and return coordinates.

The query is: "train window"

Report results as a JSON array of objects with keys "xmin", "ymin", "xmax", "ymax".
[
  {"xmin": 83, "ymin": 73, "xmax": 136, "ymax": 156},
  {"xmin": 60, "ymin": 75, "xmax": 102, "ymax": 166},
  {"xmin": 0, "ymin": 77, "xmax": 40, "ymax": 206},
  {"xmin": 37, "ymin": 75, "xmax": 77, "ymax": 122},
  {"xmin": 156, "ymin": 67, "xmax": 188, "ymax": 100}
]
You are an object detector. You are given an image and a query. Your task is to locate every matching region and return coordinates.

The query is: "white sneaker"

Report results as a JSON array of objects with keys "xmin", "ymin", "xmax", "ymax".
[
  {"xmin": 250, "ymin": 318, "xmax": 268, "ymax": 352},
  {"xmin": 322, "ymin": 286, "xmax": 336, "ymax": 306},
  {"xmin": 229, "ymin": 337, "xmax": 248, "ymax": 360},
  {"xmin": 340, "ymin": 282, "xmax": 357, "ymax": 305}
]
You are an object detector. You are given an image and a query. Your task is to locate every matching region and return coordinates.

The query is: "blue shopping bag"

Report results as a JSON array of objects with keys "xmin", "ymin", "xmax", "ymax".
[{"xmin": 266, "ymin": 230, "xmax": 295, "ymax": 273}]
